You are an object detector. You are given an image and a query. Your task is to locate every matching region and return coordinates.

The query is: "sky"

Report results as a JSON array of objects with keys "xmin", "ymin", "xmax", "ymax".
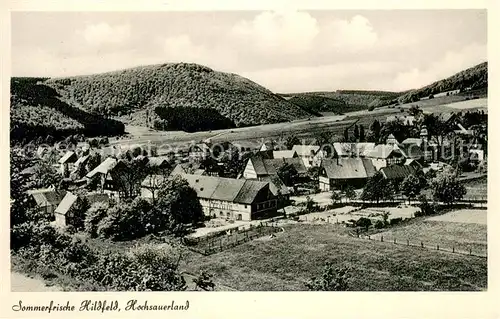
[{"xmin": 11, "ymin": 10, "xmax": 487, "ymax": 93}]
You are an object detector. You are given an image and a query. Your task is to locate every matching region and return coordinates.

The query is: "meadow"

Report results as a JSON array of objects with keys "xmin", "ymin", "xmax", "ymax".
[{"xmin": 180, "ymin": 223, "xmax": 487, "ymax": 291}]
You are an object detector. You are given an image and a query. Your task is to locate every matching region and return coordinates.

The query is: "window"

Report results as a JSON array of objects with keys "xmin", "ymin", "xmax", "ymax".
[
  {"xmin": 237, "ymin": 214, "xmax": 242, "ymax": 221},
  {"xmin": 227, "ymin": 212, "xmax": 231, "ymax": 218},
  {"xmin": 244, "ymin": 205, "xmax": 247, "ymax": 209},
  {"xmin": 219, "ymin": 211, "xmax": 223, "ymax": 217}
]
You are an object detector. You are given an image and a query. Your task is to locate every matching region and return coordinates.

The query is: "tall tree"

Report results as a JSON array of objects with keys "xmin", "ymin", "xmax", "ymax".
[
  {"xmin": 111, "ymin": 156, "xmax": 151, "ymax": 199},
  {"xmin": 359, "ymin": 124, "xmax": 365, "ymax": 142},
  {"xmin": 422, "ymin": 113, "xmax": 456, "ymax": 161},
  {"xmin": 277, "ymin": 163, "xmax": 299, "ymax": 187},
  {"xmin": 353, "ymin": 124, "xmax": 359, "ymax": 142},
  {"xmin": 343, "ymin": 128, "xmax": 349, "ymax": 143},
  {"xmin": 361, "ymin": 172, "xmax": 395, "ymax": 203},
  {"xmin": 367, "ymin": 120, "xmax": 381, "ymax": 143},
  {"xmin": 431, "ymin": 168, "xmax": 467, "ymax": 205},
  {"xmin": 400, "ymin": 174, "xmax": 424, "ymax": 203}
]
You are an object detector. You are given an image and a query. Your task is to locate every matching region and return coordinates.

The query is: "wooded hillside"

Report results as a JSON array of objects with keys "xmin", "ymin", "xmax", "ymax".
[{"xmin": 45, "ymin": 63, "xmax": 312, "ymax": 127}]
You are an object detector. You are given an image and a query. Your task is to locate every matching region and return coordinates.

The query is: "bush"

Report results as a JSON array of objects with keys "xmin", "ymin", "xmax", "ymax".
[
  {"xmin": 389, "ymin": 217, "xmax": 403, "ymax": 225},
  {"xmin": 355, "ymin": 217, "xmax": 372, "ymax": 230},
  {"xmin": 374, "ymin": 220, "xmax": 385, "ymax": 229},
  {"xmin": 367, "ymin": 106, "xmax": 375, "ymax": 112}
]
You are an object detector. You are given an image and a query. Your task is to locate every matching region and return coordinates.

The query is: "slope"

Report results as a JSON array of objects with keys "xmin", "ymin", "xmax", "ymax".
[
  {"xmin": 44, "ymin": 63, "xmax": 312, "ymax": 128},
  {"xmin": 10, "ymin": 77, "xmax": 125, "ymax": 143},
  {"xmin": 397, "ymin": 62, "xmax": 488, "ymax": 104}
]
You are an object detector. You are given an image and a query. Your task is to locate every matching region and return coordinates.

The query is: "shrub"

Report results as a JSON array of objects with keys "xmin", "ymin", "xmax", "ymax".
[
  {"xmin": 355, "ymin": 217, "xmax": 372, "ymax": 230},
  {"xmin": 367, "ymin": 106, "xmax": 375, "ymax": 111},
  {"xmin": 374, "ymin": 220, "xmax": 385, "ymax": 229},
  {"xmin": 389, "ymin": 217, "xmax": 403, "ymax": 225}
]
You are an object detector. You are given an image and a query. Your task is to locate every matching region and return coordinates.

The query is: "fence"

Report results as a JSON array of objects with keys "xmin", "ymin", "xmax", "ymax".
[
  {"xmin": 356, "ymin": 233, "xmax": 487, "ymax": 258},
  {"xmin": 183, "ymin": 223, "xmax": 283, "ymax": 256}
]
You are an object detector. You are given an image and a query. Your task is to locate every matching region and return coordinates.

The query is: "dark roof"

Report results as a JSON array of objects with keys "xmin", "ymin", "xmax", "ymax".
[
  {"xmin": 59, "ymin": 151, "xmax": 77, "ymax": 164},
  {"xmin": 252, "ymin": 157, "xmax": 307, "ymax": 176},
  {"xmin": 380, "ymin": 165, "xmax": 417, "ymax": 180},
  {"xmin": 261, "ymin": 175, "xmax": 290, "ymax": 196},
  {"xmin": 147, "ymin": 156, "xmax": 171, "ymax": 168},
  {"xmin": 74, "ymin": 155, "xmax": 90, "ymax": 167},
  {"xmin": 28, "ymin": 189, "xmax": 67, "ymax": 207},
  {"xmin": 321, "ymin": 158, "xmax": 376, "ymax": 180},
  {"xmin": 180, "ymin": 173, "xmax": 270, "ymax": 204}
]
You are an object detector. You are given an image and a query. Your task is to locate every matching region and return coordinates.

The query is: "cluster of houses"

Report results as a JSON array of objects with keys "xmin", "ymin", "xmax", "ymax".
[{"xmin": 22, "ymin": 110, "xmax": 486, "ymax": 226}]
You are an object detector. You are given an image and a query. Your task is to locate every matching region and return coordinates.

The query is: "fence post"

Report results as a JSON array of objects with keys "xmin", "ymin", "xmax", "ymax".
[
  {"xmin": 421, "ymin": 241, "xmax": 424, "ymax": 248},
  {"xmin": 394, "ymin": 238, "xmax": 396, "ymax": 244},
  {"xmin": 470, "ymin": 248, "xmax": 472, "ymax": 255},
  {"xmin": 407, "ymin": 239, "xmax": 409, "ymax": 246},
  {"xmin": 381, "ymin": 236, "xmax": 384, "ymax": 242},
  {"xmin": 437, "ymin": 244, "xmax": 439, "ymax": 251},
  {"xmin": 452, "ymin": 247, "xmax": 455, "ymax": 253},
  {"xmin": 220, "ymin": 238, "xmax": 222, "ymax": 251}
]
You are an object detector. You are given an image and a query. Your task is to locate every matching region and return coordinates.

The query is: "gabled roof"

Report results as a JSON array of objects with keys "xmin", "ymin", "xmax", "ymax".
[
  {"xmin": 180, "ymin": 174, "xmax": 270, "ymax": 204},
  {"xmin": 396, "ymin": 144, "xmax": 424, "ymax": 159},
  {"xmin": 261, "ymin": 175, "xmax": 290, "ymax": 196},
  {"xmin": 264, "ymin": 158, "xmax": 307, "ymax": 175},
  {"xmin": 170, "ymin": 163, "xmax": 205, "ymax": 176},
  {"xmin": 273, "ymin": 150, "xmax": 297, "ymax": 159},
  {"xmin": 147, "ymin": 156, "xmax": 171, "ymax": 168},
  {"xmin": 86, "ymin": 157, "xmax": 117, "ymax": 178},
  {"xmin": 28, "ymin": 189, "xmax": 67, "ymax": 207},
  {"xmin": 321, "ymin": 158, "xmax": 376, "ymax": 180},
  {"xmin": 291, "ymin": 145, "xmax": 320, "ymax": 157},
  {"xmin": 401, "ymin": 138, "xmax": 423, "ymax": 146},
  {"xmin": 405, "ymin": 159, "xmax": 422, "ymax": 168},
  {"xmin": 366, "ymin": 145, "xmax": 402, "ymax": 159},
  {"xmin": 55, "ymin": 192, "xmax": 110, "ymax": 216},
  {"xmin": 58, "ymin": 151, "xmax": 77, "ymax": 164},
  {"xmin": 54, "ymin": 192, "xmax": 78, "ymax": 215},
  {"xmin": 74, "ymin": 155, "xmax": 90, "ymax": 167},
  {"xmin": 333, "ymin": 143, "xmax": 375, "ymax": 157},
  {"xmin": 380, "ymin": 165, "xmax": 417, "ymax": 180}
]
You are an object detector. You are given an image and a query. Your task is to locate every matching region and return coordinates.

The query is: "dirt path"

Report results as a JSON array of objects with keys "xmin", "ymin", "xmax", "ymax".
[{"xmin": 10, "ymin": 272, "xmax": 61, "ymax": 292}]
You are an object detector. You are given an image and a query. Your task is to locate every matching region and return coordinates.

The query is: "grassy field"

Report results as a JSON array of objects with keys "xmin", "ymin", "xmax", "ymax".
[
  {"xmin": 371, "ymin": 217, "xmax": 487, "ymax": 255},
  {"xmin": 179, "ymin": 223, "xmax": 487, "ymax": 291},
  {"xmin": 464, "ymin": 177, "xmax": 487, "ymax": 199}
]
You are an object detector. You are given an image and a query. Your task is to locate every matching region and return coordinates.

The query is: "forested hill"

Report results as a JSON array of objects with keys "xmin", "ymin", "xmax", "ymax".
[
  {"xmin": 397, "ymin": 62, "xmax": 488, "ymax": 104},
  {"xmin": 44, "ymin": 63, "xmax": 311, "ymax": 127},
  {"xmin": 10, "ymin": 77, "xmax": 125, "ymax": 144}
]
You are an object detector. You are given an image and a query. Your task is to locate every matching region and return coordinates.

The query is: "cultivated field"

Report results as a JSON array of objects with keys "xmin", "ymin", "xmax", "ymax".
[
  {"xmin": 370, "ymin": 209, "xmax": 487, "ymax": 256},
  {"xmin": 180, "ymin": 223, "xmax": 487, "ymax": 291}
]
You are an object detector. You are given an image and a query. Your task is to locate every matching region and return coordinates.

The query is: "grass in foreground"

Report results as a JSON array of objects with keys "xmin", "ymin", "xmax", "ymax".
[{"xmin": 180, "ymin": 224, "xmax": 487, "ymax": 291}]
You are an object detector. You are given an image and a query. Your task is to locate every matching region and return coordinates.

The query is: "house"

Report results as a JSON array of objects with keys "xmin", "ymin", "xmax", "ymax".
[
  {"xmin": 242, "ymin": 155, "xmax": 307, "ymax": 180},
  {"xmin": 386, "ymin": 134, "xmax": 398, "ymax": 146},
  {"xmin": 147, "ymin": 156, "xmax": 172, "ymax": 174},
  {"xmin": 259, "ymin": 141, "xmax": 275, "ymax": 152},
  {"xmin": 469, "ymin": 149, "xmax": 485, "ymax": 163},
  {"xmin": 319, "ymin": 158, "xmax": 376, "ymax": 191},
  {"xmin": 170, "ymin": 163, "xmax": 207, "ymax": 177},
  {"xmin": 366, "ymin": 145, "xmax": 405, "ymax": 170},
  {"xmin": 404, "ymin": 159, "xmax": 423, "ymax": 170},
  {"xmin": 188, "ymin": 143, "xmax": 212, "ymax": 160},
  {"xmin": 291, "ymin": 145, "xmax": 325, "ymax": 167},
  {"xmin": 141, "ymin": 174, "xmax": 170, "ymax": 203},
  {"xmin": 273, "ymin": 150, "xmax": 298, "ymax": 159},
  {"xmin": 401, "ymin": 138, "xmax": 424, "ymax": 148},
  {"xmin": 333, "ymin": 142, "xmax": 375, "ymax": 158},
  {"xmin": 85, "ymin": 157, "xmax": 123, "ymax": 198},
  {"xmin": 27, "ymin": 188, "xmax": 67, "ymax": 216},
  {"xmin": 394, "ymin": 143, "xmax": 424, "ymax": 161},
  {"xmin": 175, "ymin": 174, "xmax": 278, "ymax": 221},
  {"xmin": 259, "ymin": 174, "xmax": 290, "ymax": 208},
  {"xmin": 54, "ymin": 192, "xmax": 110, "ymax": 227},
  {"xmin": 58, "ymin": 151, "xmax": 78, "ymax": 177},
  {"xmin": 379, "ymin": 165, "xmax": 418, "ymax": 184},
  {"xmin": 72, "ymin": 154, "xmax": 90, "ymax": 174}
]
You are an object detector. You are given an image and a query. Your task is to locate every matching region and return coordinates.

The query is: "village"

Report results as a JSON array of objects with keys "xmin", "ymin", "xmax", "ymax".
[{"xmin": 13, "ymin": 102, "xmax": 487, "ymax": 247}]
